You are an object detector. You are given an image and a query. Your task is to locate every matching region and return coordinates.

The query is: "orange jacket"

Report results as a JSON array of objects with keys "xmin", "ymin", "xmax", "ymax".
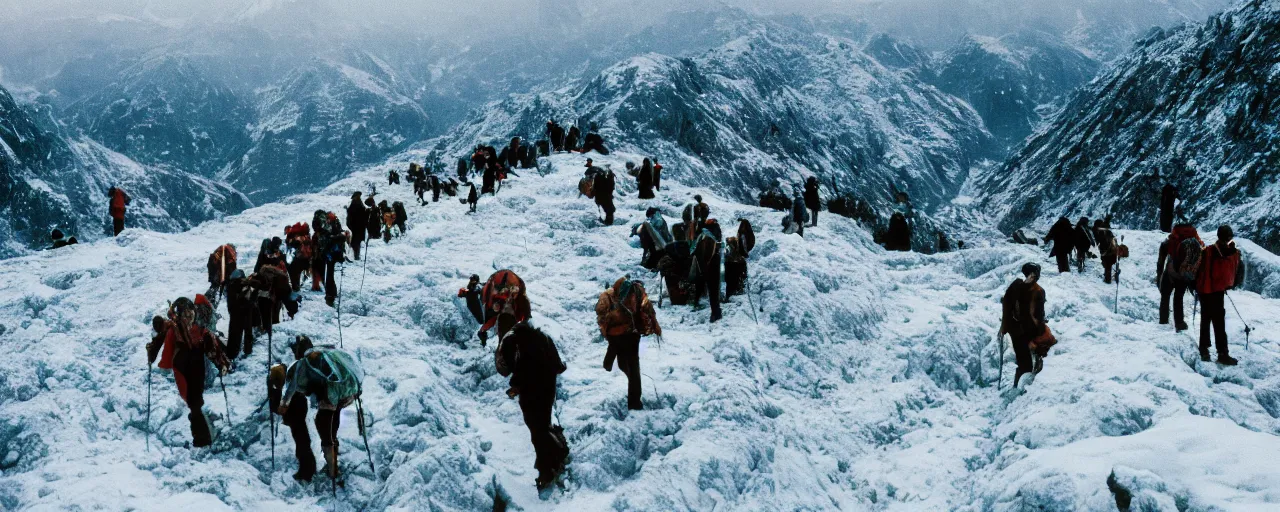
[
  {"xmin": 1196, "ymin": 242, "xmax": 1240, "ymax": 294},
  {"xmin": 109, "ymin": 188, "xmax": 130, "ymax": 219}
]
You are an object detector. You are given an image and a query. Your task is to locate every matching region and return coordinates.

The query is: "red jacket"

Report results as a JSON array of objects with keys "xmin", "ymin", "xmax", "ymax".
[
  {"xmin": 1196, "ymin": 242, "xmax": 1240, "ymax": 294},
  {"xmin": 109, "ymin": 188, "xmax": 130, "ymax": 220}
]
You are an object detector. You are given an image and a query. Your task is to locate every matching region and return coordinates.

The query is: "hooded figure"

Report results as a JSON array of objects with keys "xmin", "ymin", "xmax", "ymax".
[
  {"xmin": 467, "ymin": 183, "xmax": 479, "ymax": 213},
  {"xmin": 803, "ymin": 177, "xmax": 821, "ymax": 227},
  {"xmin": 346, "ymin": 192, "xmax": 367, "ymax": 261},
  {"xmin": 1044, "ymin": 217, "xmax": 1076, "ymax": 273},
  {"xmin": 637, "ymin": 158, "xmax": 656, "ymax": 199},
  {"xmin": 1073, "ymin": 217, "xmax": 1094, "ymax": 273},
  {"xmin": 365, "ymin": 198, "xmax": 382, "ymax": 242},
  {"xmin": 1001, "ymin": 263, "xmax": 1046, "ymax": 388}
]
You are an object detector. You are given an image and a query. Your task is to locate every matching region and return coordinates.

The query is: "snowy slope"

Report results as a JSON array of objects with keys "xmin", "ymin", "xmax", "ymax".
[
  {"xmin": 2, "ymin": 151, "xmax": 1280, "ymax": 510},
  {"xmin": 980, "ymin": 0, "xmax": 1280, "ymax": 252}
]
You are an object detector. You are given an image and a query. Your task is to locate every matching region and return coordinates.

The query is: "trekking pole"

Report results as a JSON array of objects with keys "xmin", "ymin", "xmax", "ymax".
[
  {"xmin": 357, "ymin": 397, "xmax": 377, "ymax": 477},
  {"xmin": 1225, "ymin": 292, "xmax": 1253, "ymax": 350},
  {"xmin": 268, "ymin": 328, "xmax": 275, "ymax": 473},
  {"xmin": 656, "ymin": 274, "xmax": 665, "ymax": 309},
  {"xmin": 744, "ymin": 277, "xmax": 759, "ymax": 325},
  {"xmin": 337, "ymin": 263, "xmax": 345, "ymax": 348},
  {"xmin": 219, "ymin": 372, "xmax": 233, "ymax": 424},
  {"xmin": 1115, "ymin": 263, "xmax": 1122, "ymax": 315},
  {"xmin": 996, "ymin": 332, "xmax": 1005, "ymax": 391},
  {"xmin": 359, "ymin": 239, "xmax": 369, "ymax": 296},
  {"xmin": 146, "ymin": 361, "xmax": 152, "ymax": 451}
]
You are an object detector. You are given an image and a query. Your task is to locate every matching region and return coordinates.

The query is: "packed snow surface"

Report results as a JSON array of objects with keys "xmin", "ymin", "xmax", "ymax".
[{"xmin": 1, "ymin": 153, "xmax": 1279, "ymax": 510}]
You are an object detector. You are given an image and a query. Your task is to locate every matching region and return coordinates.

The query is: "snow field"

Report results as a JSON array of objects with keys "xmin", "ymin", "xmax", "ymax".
[{"xmin": 0, "ymin": 153, "xmax": 1278, "ymax": 510}]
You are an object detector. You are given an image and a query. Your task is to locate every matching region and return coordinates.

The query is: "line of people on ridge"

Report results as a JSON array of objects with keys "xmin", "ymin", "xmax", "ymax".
[{"xmin": 758, "ymin": 179, "xmax": 928, "ymax": 251}]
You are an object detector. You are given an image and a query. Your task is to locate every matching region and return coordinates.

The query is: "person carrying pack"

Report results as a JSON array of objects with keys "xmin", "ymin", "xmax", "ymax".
[
  {"xmin": 314, "ymin": 211, "xmax": 348, "ymax": 307},
  {"xmin": 223, "ymin": 269, "xmax": 256, "ymax": 360},
  {"xmin": 493, "ymin": 314, "xmax": 568, "ymax": 490},
  {"xmin": 255, "ymin": 237, "xmax": 286, "ymax": 275},
  {"xmin": 1093, "ymin": 221, "xmax": 1119, "ymax": 284},
  {"xmin": 276, "ymin": 336, "xmax": 364, "ymax": 482},
  {"xmin": 159, "ymin": 297, "xmax": 230, "ymax": 447},
  {"xmin": 594, "ymin": 166, "xmax": 617, "ymax": 226},
  {"xmin": 1195, "ymin": 225, "xmax": 1241, "ymax": 366},
  {"xmin": 1157, "ymin": 223, "xmax": 1203, "ymax": 331},
  {"xmin": 364, "ymin": 198, "xmax": 382, "ymax": 244},
  {"xmin": 1044, "ymin": 217, "xmax": 1076, "ymax": 272},
  {"xmin": 1001, "ymin": 263, "xmax": 1048, "ymax": 388},
  {"xmin": 788, "ymin": 189, "xmax": 809, "ymax": 236},
  {"xmin": 723, "ymin": 236, "xmax": 749, "ymax": 298},
  {"xmin": 1073, "ymin": 217, "xmax": 1094, "ymax": 273},
  {"xmin": 346, "ymin": 192, "xmax": 367, "ymax": 261},
  {"xmin": 803, "ymin": 177, "xmax": 821, "ymax": 227},
  {"xmin": 477, "ymin": 270, "xmax": 532, "ymax": 343},
  {"xmin": 457, "ymin": 275, "xmax": 486, "ymax": 328},
  {"xmin": 206, "ymin": 244, "xmax": 238, "ymax": 302},
  {"xmin": 596, "ymin": 276, "xmax": 661, "ymax": 411},
  {"xmin": 285, "ymin": 223, "xmax": 313, "ymax": 292},
  {"xmin": 392, "ymin": 201, "xmax": 408, "ymax": 235},
  {"xmin": 689, "ymin": 221, "xmax": 724, "ymax": 322}
]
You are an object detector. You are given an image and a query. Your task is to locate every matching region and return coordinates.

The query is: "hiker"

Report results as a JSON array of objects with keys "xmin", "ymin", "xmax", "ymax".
[
  {"xmin": 315, "ymin": 212, "xmax": 347, "ymax": 307},
  {"xmin": 458, "ymin": 274, "xmax": 486, "ymax": 326},
  {"xmin": 49, "ymin": 229, "xmax": 77, "ymax": 249},
  {"xmin": 1073, "ymin": 217, "xmax": 1094, "ymax": 273},
  {"xmin": 803, "ymin": 177, "xmax": 821, "ymax": 227},
  {"xmin": 1000, "ymin": 263, "xmax": 1046, "ymax": 388},
  {"xmin": 565, "ymin": 126, "xmax": 581, "ymax": 153},
  {"xmin": 594, "ymin": 166, "xmax": 617, "ymax": 225},
  {"xmin": 682, "ymin": 196, "xmax": 710, "ymax": 240},
  {"xmin": 482, "ymin": 162, "xmax": 498, "ymax": 195},
  {"xmin": 457, "ymin": 158, "xmax": 470, "ymax": 182},
  {"xmin": 268, "ymin": 363, "xmax": 313, "ymax": 481},
  {"xmin": 596, "ymin": 277, "xmax": 661, "ymax": 410},
  {"xmin": 108, "ymin": 186, "xmax": 131, "ymax": 236},
  {"xmin": 285, "ymin": 224, "xmax": 313, "ymax": 292},
  {"xmin": 364, "ymin": 198, "xmax": 382, "ymax": 244},
  {"xmin": 503, "ymin": 137, "xmax": 522, "ymax": 168},
  {"xmin": 154, "ymin": 297, "xmax": 230, "ymax": 447},
  {"xmin": 637, "ymin": 158, "xmax": 656, "ymax": 199},
  {"xmin": 938, "ymin": 232, "xmax": 951, "ymax": 253},
  {"xmin": 430, "ymin": 172, "xmax": 442, "ymax": 202},
  {"xmin": 788, "ymin": 190, "xmax": 808, "ymax": 236},
  {"xmin": 581, "ymin": 131, "xmax": 609, "ymax": 155},
  {"xmin": 1094, "ymin": 221, "xmax": 1119, "ymax": 284},
  {"xmin": 346, "ymin": 193, "xmax": 367, "ymax": 261},
  {"xmin": 652, "ymin": 159, "xmax": 663, "ymax": 191},
  {"xmin": 885, "ymin": 192, "xmax": 914, "ymax": 251},
  {"xmin": 1195, "ymin": 225, "xmax": 1241, "ymax": 365},
  {"xmin": 413, "ymin": 173, "xmax": 428, "ymax": 205},
  {"xmin": 723, "ymin": 236, "xmax": 749, "ymax": 298},
  {"xmin": 690, "ymin": 220, "xmax": 724, "ymax": 322},
  {"xmin": 389, "ymin": 169, "xmax": 400, "ymax": 185},
  {"xmin": 546, "ymin": 120, "xmax": 566, "ymax": 152},
  {"xmin": 493, "ymin": 313, "xmax": 569, "ymax": 489},
  {"xmin": 275, "ymin": 336, "xmax": 364, "ymax": 482},
  {"xmin": 223, "ymin": 269, "xmax": 256, "ymax": 359},
  {"xmin": 379, "ymin": 200, "xmax": 395, "ymax": 242},
  {"xmin": 392, "ymin": 201, "xmax": 408, "ymax": 235},
  {"xmin": 1044, "ymin": 216, "xmax": 1076, "ymax": 273},
  {"xmin": 255, "ymin": 238, "xmax": 286, "ymax": 274},
  {"xmin": 1158, "ymin": 223, "xmax": 1202, "ymax": 331},
  {"xmin": 251, "ymin": 256, "xmax": 297, "ymax": 330},
  {"xmin": 1160, "ymin": 184, "xmax": 1178, "ymax": 233},
  {"xmin": 466, "ymin": 183, "xmax": 479, "ymax": 213},
  {"xmin": 309, "ymin": 212, "xmax": 329, "ymax": 293},
  {"xmin": 206, "ymin": 244, "xmax": 238, "ymax": 301},
  {"xmin": 737, "ymin": 219, "xmax": 755, "ymax": 256},
  {"xmin": 633, "ymin": 207, "xmax": 674, "ymax": 269},
  {"xmin": 477, "ymin": 270, "xmax": 532, "ymax": 344}
]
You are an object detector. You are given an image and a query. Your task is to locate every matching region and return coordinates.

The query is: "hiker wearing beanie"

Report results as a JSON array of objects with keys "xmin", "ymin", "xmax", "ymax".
[
  {"xmin": 458, "ymin": 275, "xmax": 486, "ymax": 327},
  {"xmin": 494, "ymin": 313, "xmax": 569, "ymax": 489},
  {"xmin": 633, "ymin": 207, "xmax": 674, "ymax": 270},
  {"xmin": 276, "ymin": 336, "xmax": 364, "ymax": 482},
  {"xmin": 160, "ymin": 297, "xmax": 230, "ymax": 447},
  {"xmin": 1001, "ymin": 263, "xmax": 1047, "ymax": 388},
  {"xmin": 789, "ymin": 189, "xmax": 808, "ymax": 236},
  {"xmin": 346, "ymin": 192, "xmax": 367, "ymax": 261},
  {"xmin": 690, "ymin": 220, "xmax": 724, "ymax": 323},
  {"xmin": 1195, "ymin": 225, "xmax": 1241, "ymax": 366},
  {"xmin": 364, "ymin": 197, "xmax": 382, "ymax": 244}
]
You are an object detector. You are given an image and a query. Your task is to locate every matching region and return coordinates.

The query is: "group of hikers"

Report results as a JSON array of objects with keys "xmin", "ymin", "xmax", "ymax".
[
  {"xmin": 1002, "ymin": 183, "xmax": 1246, "ymax": 390},
  {"xmin": 758, "ymin": 180, "xmax": 918, "ymax": 250}
]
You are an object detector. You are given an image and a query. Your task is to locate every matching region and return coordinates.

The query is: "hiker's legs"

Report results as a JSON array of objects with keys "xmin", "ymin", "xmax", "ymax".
[
  {"xmin": 351, "ymin": 236, "xmax": 363, "ymax": 261},
  {"xmin": 708, "ymin": 268, "xmax": 723, "ymax": 322},
  {"xmin": 1011, "ymin": 332, "xmax": 1033, "ymax": 387},
  {"xmin": 519, "ymin": 384, "xmax": 556, "ymax": 477},
  {"xmin": 113, "ymin": 217, "xmax": 124, "ymax": 236},
  {"xmin": 1076, "ymin": 249, "xmax": 1086, "ymax": 273},
  {"xmin": 615, "ymin": 333, "xmax": 643, "ymax": 409},
  {"xmin": 810, "ymin": 208, "xmax": 819, "ymax": 226},
  {"xmin": 324, "ymin": 261, "xmax": 338, "ymax": 306},
  {"xmin": 1055, "ymin": 252, "xmax": 1070, "ymax": 273},
  {"xmin": 226, "ymin": 312, "xmax": 249, "ymax": 359},
  {"xmin": 1200, "ymin": 292, "xmax": 1230, "ymax": 356},
  {"xmin": 177, "ymin": 353, "xmax": 211, "ymax": 447},
  {"xmin": 285, "ymin": 398, "xmax": 315, "ymax": 480},
  {"xmin": 1159, "ymin": 276, "xmax": 1173, "ymax": 324},
  {"xmin": 1173, "ymin": 282, "xmax": 1188, "ymax": 328},
  {"xmin": 315, "ymin": 408, "xmax": 340, "ymax": 476}
]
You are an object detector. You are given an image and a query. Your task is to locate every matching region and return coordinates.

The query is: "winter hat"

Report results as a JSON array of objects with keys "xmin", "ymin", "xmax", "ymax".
[
  {"xmin": 229, "ymin": 269, "xmax": 246, "ymax": 281},
  {"xmin": 51, "ymin": 229, "xmax": 64, "ymax": 240},
  {"xmin": 151, "ymin": 315, "xmax": 168, "ymax": 333},
  {"xmin": 1021, "ymin": 263, "xmax": 1042, "ymax": 278},
  {"xmin": 646, "ymin": 207, "xmax": 659, "ymax": 217},
  {"xmin": 585, "ymin": 158, "xmax": 594, "ymax": 167},
  {"xmin": 290, "ymin": 335, "xmax": 314, "ymax": 360},
  {"xmin": 694, "ymin": 194, "xmax": 703, "ymax": 203},
  {"xmin": 1217, "ymin": 225, "xmax": 1234, "ymax": 242}
]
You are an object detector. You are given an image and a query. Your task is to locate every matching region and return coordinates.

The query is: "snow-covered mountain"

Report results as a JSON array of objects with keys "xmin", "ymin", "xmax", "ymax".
[
  {"xmin": 64, "ymin": 55, "xmax": 255, "ymax": 178},
  {"xmin": 2, "ymin": 152, "xmax": 1279, "ymax": 510},
  {"xmin": 980, "ymin": 0, "xmax": 1280, "ymax": 252},
  {"xmin": 433, "ymin": 18, "xmax": 997, "ymax": 218},
  {"xmin": 932, "ymin": 31, "xmax": 1100, "ymax": 148},
  {"xmin": 0, "ymin": 85, "xmax": 250, "ymax": 257},
  {"xmin": 223, "ymin": 57, "xmax": 431, "ymax": 202}
]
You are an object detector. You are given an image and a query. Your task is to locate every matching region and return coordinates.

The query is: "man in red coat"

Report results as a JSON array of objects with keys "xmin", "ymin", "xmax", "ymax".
[
  {"xmin": 108, "ymin": 186, "xmax": 130, "ymax": 236},
  {"xmin": 1196, "ymin": 225, "xmax": 1241, "ymax": 366}
]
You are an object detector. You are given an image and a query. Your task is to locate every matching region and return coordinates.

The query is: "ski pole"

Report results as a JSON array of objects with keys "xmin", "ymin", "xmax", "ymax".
[
  {"xmin": 744, "ymin": 277, "xmax": 759, "ymax": 325},
  {"xmin": 656, "ymin": 273, "xmax": 665, "ymax": 309},
  {"xmin": 268, "ymin": 329, "xmax": 275, "ymax": 473},
  {"xmin": 357, "ymin": 397, "xmax": 377, "ymax": 477},
  {"xmin": 1225, "ymin": 292, "xmax": 1253, "ymax": 350},
  {"xmin": 337, "ymin": 263, "xmax": 345, "ymax": 349},
  {"xmin": 1115, "ymin": 264, "xmax": 1121, "ymax": 315},
  {"xmin": 146, "ymin": 361, "xmax": 152, "ymax": 451},
  {"xmin": 359, "ymin": 238, "xmax": 369, "ymax": 296}
]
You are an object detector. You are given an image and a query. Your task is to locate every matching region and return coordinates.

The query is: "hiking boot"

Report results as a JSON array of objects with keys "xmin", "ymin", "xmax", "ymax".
[
  {"xmin": 293, "ymin": 471, "xmax": 313, "ymax": 482},
  {"xmin": 1175, "ymin": 321, "xmax": 1189, "ymax": 332},
  {"xmin": 1217, "ymin": 354, "xmax": 1238, "ymax": 366},
  {"xmin": 1199, "ymin": 351, "xmax": 1211, "ymax": 362}
]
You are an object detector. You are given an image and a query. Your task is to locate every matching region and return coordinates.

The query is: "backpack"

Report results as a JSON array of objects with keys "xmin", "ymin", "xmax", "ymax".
[
  {"xmin": 285, "ymin": 223, "xmax": 313, "ymax": 259},
  {"xmin": 1167, "ymin": 226, "xmax": 1203, "ymax": 282},
  {"xmin": 303, "ymin": 348, "xmax": 364, "ymax": 406},
  {"xmin": 208, "ymin": 245, "xmax": 238, "ymax": 285},
  {"xmin": 724, "ymin": 237, "xmax": 745, "ymax": 264},
  {"xmin": 578, "ymin": 176, "xmax": 595, "ymax": 198},
  {"xmin": 482, "ymin": 270, "xmax": 529, "ymax": 320},
  {"xmin": 496, "ymin": 323, "xmax": 566, "ymax": 378},
  {"xmin": 694, "ymin": 203, "xmax": 710, "ymax": 223},
  {"xmin": 598, "ymin": 279, "xmax": 658, "ymax": 337}
]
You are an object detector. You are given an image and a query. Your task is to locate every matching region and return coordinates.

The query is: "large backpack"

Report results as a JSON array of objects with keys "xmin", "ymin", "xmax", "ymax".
[
  {"xmin": 1167, "ymin": 226, "xmax": 1203, "ymax": 283},
  {"xmin": 300, "ymin": 348, "xmax": 364, "ymax": 406},
  {"xmin": 285, "ymin": 223, "xmax": 313, "ymax": 260},
  {"xmin": 495, "ymin": 323, "xmax": 566, "ymax": 378},
  {"xmin": 578, "ymin": 176, "xmax": 595, "ymax": 198},
  {"xmin": 483, "ymin": 270, "xmax": 530, "ymax": 321},
  {"xmin": 208, "ymin": 244, "xmax": 238, "ymax": 286},
  {"xmin": 1095, "ymin": 228, "xmax": 1117, "ymax": 257},
  {"xmin": 597, "ymin": 278, "xmax": 658, "ymax": 337}
]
